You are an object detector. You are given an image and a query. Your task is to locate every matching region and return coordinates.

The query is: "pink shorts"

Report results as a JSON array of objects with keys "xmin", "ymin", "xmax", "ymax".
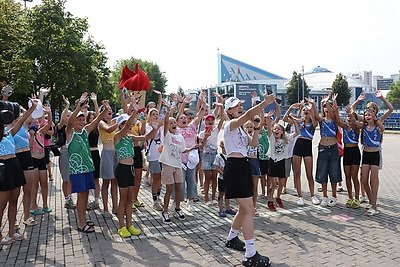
[{"xmin": 161, "ymin": 164, "xmax": 183, "ymax": 185}]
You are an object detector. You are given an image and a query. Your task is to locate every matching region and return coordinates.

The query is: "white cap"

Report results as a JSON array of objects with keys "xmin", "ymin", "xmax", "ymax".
[
  {"xmin": 224, "ymin": 97, "xmax": 244, "ymax": 112},
  {"xmin": 28, "ymin": 99, "xmax": 43, "ymax": 119},
  {"xmin": 187, "ymin": 149, "xmax": 200, "ymax": 169},
  {"xmin": 116, "ymin": 114, "xmax": 129, "ymax": 125},
  {"xmin": 77, "ymin": 111, "xmax": 85, "ymax": 117}
]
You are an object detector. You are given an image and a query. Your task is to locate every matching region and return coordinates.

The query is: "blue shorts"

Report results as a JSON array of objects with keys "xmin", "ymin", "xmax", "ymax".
[
  {"xmin": 315, "ymin": 144, "xmax": 342, "ymax": 184},
  {"xmin": 70, "ymin": 172, "xmax": 95, "ymax": 193},
  {"xmin": 148, "ymin": 161, "xmax": 162, "ymax": 174},
  {"xmin": 201, "ymin": 151, "xmax": 217, "ymax": 170},
  {"xmin": 249, "ymin": 158, "xmax": 261, "ymax": 177}
]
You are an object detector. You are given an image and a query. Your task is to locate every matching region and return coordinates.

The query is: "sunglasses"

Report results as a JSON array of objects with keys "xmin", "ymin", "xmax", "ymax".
[{"xmin": 185, "ymin": 113, "xmax": 193, "ymax": 116}]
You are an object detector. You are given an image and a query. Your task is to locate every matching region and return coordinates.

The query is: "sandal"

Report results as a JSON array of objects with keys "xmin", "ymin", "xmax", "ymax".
[
  {"xmin": 364, "ymin": 204, "xmax": 372, "ymax": 211},
  {"xmin": 43, "ymin": 207, "xmax": 52, "ymax": 213},
  {"xmin": 77, "ymin": 225, "xmax": 95, "ymax": 233},
  {"xmin": 23, "ymin": 217, "xmax": 37, "ymax": 226},
  {"xmin": 101, "ymin": 211, "xmax": 113, "ymax": 218},
  {"xmin": 0, "ymin": 236, "xmax": 15, "ymax": 245},
  {"xmin": 15, "ymin": 221, "xmax": 20, "ymax": 230},
  {"xmin": 225, "ymin": 236, "xmax": 245, "ymax": 251},
  {"xmin": 30, "ymin": 209, "xmax": 44, "ymax": 215},
  {"xmin": 242, "ymin": 251, "xmax": 271, "ymax": 267},
  {"xmin": 12, "ymin": 233, "xmax": 25, "ymax": 241},
  {"xmin": 133, "ymin": 201, "xmax": 145, "ymax": 208},
  {"xmin": 49, "ymin": 175, "xmax": 54, "ymax": 181},
  {"xmin": 351, "ymin": 199, "xmax": 361, "ymax": 209},
  {"xmin": 85, "ymin": 220, "xmax": 95, "ymax": 227},
  {"xmin": 365, "ymin": 208, "xmax": 379, "ymax": 216},
  {"xmin": 345, "ymin": 198, "xmax": 353, "ymax": 208}
]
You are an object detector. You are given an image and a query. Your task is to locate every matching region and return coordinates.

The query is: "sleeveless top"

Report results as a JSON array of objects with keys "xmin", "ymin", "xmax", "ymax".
[
  {"xmin": 99, "ymin": 127, "xmax": 117, "ymax": 144},
  {"xmin": 343, "ymin": 126, "xmax": 359, "ymax": 144},
  {"xmin": 115, "ymin": 136, "xmax": 135, "ymax": 160},
  {"xmin": 67, "ymin": 129, "xmax": 94, "ymax": 175},
  {"xmin": 299, "ymin": 122, "xmax": 315, "ymax": 139},
  {"xmin": 320, "ymin": 119, "xmax": 338, "ymax": 137},
  {"xmin": 362, "ymin": 126, "xmax": 381, "ymax": 147},
  {"xmin": 88, "ymin": 129, "xmax": 99, "ymax": 148},
  {"xmin": 257, "ymin": 128, "xmax": 269, "ymax": 160},
  {"xmin": 31, "ymin": 131, "xmax": 45, "ymax": 153},
  {"xmin": 223, "ymin": 121, "xmax": 249, "ymax": 157},
  {"xmin": 13, "ymin": 125, "xmax": 30, "ymax": 150},
  {"xmin": 0, "ymin": 131, "xmax": 16, "ymax": 156}
]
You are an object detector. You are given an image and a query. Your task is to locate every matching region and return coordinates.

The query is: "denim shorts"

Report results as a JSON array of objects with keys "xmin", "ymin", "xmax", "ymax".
[
  {"xmin": 249, "ymin": 157, "xmax": 261, "ymax": 177},
  {"xmin": 148, "ymin": 161, "xmax": 162, "ymax": 174},
  {"xmin": 201, "ymin": 151, "xmax": 217, "ymax": 170},
  {"xmin": 315, "ymin": 144, "xmax": 342, "ymax": 184}
]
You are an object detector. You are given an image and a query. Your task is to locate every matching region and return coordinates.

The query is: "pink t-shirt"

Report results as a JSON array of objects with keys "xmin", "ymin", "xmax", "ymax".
[{"xmin": 177, "ymin": 122, "xmax": 197, "ymax": 163}]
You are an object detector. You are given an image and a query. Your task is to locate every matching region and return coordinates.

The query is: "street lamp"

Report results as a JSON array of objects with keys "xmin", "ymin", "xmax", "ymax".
[
  {"xmin": 302, "ymin": 66, "xmax": 305, "ymax": 100},
  {"xmin": 23, "ymin": 0, "xmax": 33, "ymax": 8}
]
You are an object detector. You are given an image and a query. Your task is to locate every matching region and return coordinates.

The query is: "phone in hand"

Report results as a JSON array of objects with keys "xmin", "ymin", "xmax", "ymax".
[
  {"xmin": 2, "ymin": 85, "xmax": 13, "ymax": 96},
  {"xmin": 205, "ymin": 125, "xmax": 212, "ymax": 132},
  {"xmin": 276, "ymin": 98, "xmax": 282, "ymax": 104}
]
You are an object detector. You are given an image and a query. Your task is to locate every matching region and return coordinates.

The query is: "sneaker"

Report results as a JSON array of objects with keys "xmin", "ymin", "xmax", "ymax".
[
  {"xmin": 205, "ymin": 201, "xmax": 213, "ymax": 206},
  {"xmin": 311, "ymin": 195, "xmax": 320, "ymax": 205},
  {"xmin": 118, "ymin": 226, "xmax": 132, "ymax": 238},
  {"xmin": 297, "ymin": 197, "xmax": 305, "ymax": 206},
  {"xmin": 337, "ymin": 186, "xmax": 344, "ymax": 192},
  {"xmin": 225, "ymin": 236, "xmax": 245, "ymax": 251},
  {"xmin": 318, "ymin": 186, "xmax": 323, "ymax": 192},
  {"xmin": 320, "ymin": 197, "xmax": 328, "ymax": 207},
  {"xmin": 64, "ymin": 199, "xmax": 76, "ymax": 209},
  {"xmin": 43, "ymin": 206, "xmax": 52, "ymax": 213},
  {"xmin": 187, "ymin": 200, "xmax": 197, "ymax": 212},
  {"xmin": 218, "ymin": 210, "xmax": 227, "ymax": 217},
  {"xmin": 328, "ymin": 197, "xmax": 337, "ymax": 207},
  {"xmin": 162, "ymin": 212, "xmax": 172, "ymax": 224},
  {"xmin": 282, "ymin": 187, "xmax": 287, "ymax": 194},
  {"xmin": 175, "ymin": 209, "xmax": 186, "ymax": 221},
  {"xmin": 153, "ymin": 201, "xmax": 163, "ymax": 211},
  {"xmin": 267, "ymin": 201, "xmax": 276, "ymax": 211},
  {"xmin": 87, "ymin": 201, "xmax": 100, "ymax": 210},
  {"xmin": 225, "ymin": 209, "xmax": 237, "ymax": 215},
  {"xmin": 276, "ymin": 197, "xmax": 284, "ymax": 208},
  {"xmin": 128, "ymin": 225, "xmax": 141, "ymax": 236},
  {"xmin": 242, "ymin": 251, "xmax": 271, "ymax": 267},
  {"xmin": 258, "ymin": 194, "xmax": 267, "ymax": 199},
  {"xmin": 212, "ymin": 200, "xmax": 218, "ymax": 206}
]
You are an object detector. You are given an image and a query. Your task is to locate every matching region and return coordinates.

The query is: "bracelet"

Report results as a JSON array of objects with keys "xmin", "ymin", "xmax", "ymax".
[{"xmin": 253, "ymin": 127, "xmax": 261, "ymax": 130}]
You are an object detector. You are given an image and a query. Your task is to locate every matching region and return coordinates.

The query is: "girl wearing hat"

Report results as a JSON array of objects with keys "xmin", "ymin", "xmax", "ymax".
[
  {"xmin": 223, "ymin": 93, "xmax": 274, "ymax": 267},
  {"xmin": 113, "ymin": 100, "xmax": 159, "ymax": 237}
]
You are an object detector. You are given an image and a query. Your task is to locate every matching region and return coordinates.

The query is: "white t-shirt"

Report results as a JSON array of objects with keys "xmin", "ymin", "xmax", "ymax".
[
  {"xmin": 145, "ymin": 124, "xmax": 164, "ymax": 162},
  {"xmin": 223, "ymin": 121, "xmax": 249, "ymax": 157},
  {"xmin": 198, "ymin": 126, "xmax": 219, "ymax": 153},
  {"xmin": 213, "ymin": 153, "xmax": 227, "ymax": 180},
  {"xmin": 159, "ymin": 131, "xmax": 186, "ymax": 168},
  {"xmin": 267, "ymin": 133, "xmax": 296, "ymax": 162}
]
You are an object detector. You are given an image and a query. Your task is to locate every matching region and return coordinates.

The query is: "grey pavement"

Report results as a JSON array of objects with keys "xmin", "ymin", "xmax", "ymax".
[{"xmin": 1, "ymin": 133, "xmax": 400, "ymax": 266}]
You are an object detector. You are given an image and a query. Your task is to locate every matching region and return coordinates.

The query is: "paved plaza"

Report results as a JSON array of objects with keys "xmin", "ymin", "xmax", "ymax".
[{"xmin": 1, "ymin": 133, "xmax": 400, "ymax": 266}]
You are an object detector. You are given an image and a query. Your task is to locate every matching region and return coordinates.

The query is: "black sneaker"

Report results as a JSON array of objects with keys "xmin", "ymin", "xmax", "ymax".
[
  {"xmin": 225, "ymin": 236, "xmax": 245, "ymax": 251},
  {"xmin": 242, "ymin": 251, "xmax": 271, "ymax": 267},
  {"xmin": 162, "ymin": 212, "xmax": 172, "ymax": 224},
  {"xmin": 175, "ymin": 208, "xmax": 186, "ymax": 221}
]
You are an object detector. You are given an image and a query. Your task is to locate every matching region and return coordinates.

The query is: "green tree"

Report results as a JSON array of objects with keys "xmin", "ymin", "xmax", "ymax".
[
  {"xmin": 286, "ymin": 71, "xmax": 309, "ymax": 105},
  {"xmin": 0, "ymin": 0, "xmax": 35, "ymax": 102},
  {"xmin": 331, "ymin": 73, "xmax": 351, "ymax": 106},
  {"xmin": 24, "ymin": 0, "xmax": 112, "ymax": 106},
  {"xmin": 110, "ymin": 57, "xmax": 167, "ymax": 105},
  {"xmin": 387, "ymin": 80, "xmax": 400, "ymax": 105}
]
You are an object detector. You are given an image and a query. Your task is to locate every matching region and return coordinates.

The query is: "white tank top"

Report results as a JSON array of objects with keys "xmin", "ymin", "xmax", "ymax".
[{"xmin": 223, "ymin": 121, "xmax": 249, "ymax": 157}]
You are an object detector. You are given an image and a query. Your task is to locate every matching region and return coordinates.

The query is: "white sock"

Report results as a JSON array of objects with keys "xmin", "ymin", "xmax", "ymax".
[
  {"xmin": 245, "ymin": 239, "xmax": 256, "ymax": 258},
  {"xmin": 226, "ymin": 228, "xmax": 240, "ymax": 241}
]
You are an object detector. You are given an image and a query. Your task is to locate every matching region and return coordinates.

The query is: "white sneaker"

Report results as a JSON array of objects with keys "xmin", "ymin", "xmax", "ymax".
[
  {"xmin": 311, "ymin": 195, "xmax": 320, "ymax": 205},
  {"xmin": 321, "ymin": 197, "xmax": 328, "ymax": 207},
  {"xmin": 153, "ymin": 201, "xmax": 163, "ymax": 211},
  {"xmin": 328, "ymin": 197, "xmax": 337, "ymax": 207},
  {"xmin": 187, "ymin": 200, "xmax": 197, "ymax": 212},
  {"xmin": 162, "ymin": 212, "xmax": 172, "ymax": 224},
  {"xmin": 212, "ymin": 200, "xmax": 218, "ymax": 206},
  {"xmin": 282, "ymin": 187, "xmax": 287, "ymax": 194},
  {"xmin": 297, "ymin": 197, "xmax": 305, "ymax": 206},
  {"xmin": 175, "ymin": 209, "xmax": 186, "ymax": 220}
]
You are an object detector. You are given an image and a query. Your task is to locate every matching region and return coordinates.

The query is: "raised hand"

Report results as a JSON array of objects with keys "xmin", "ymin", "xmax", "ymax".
[
  {"xmin": 263, "ymin": 90, "xmax": 275, "ymax": 104},
  {"xmin": 375, "ymin": 90, "xmax": 382, "ymax": 98},
  {"xmin": 40, "ymin": 87, "xmax": 51, "ymax": 95},
  {"xmin": 62, "ymin": 95, "xmax": 70, "ymax": 106},
  {"xmin": 153, "ymin": 89, "xmax": 161, "ymax": 95},
  {"xmin": 184, "ymin": 95, "xmax": 193, "ymax": 104},
  {"xmin": 358, "ymin": 92, "xmax": 366, "ymax": 101},
  {"xmin": 90, "ymin": 92, "xmax": 97, "ymax": 102},
  {"xmin": 43, "ymin": 104, "xmax": 51, "ymax": 113}
]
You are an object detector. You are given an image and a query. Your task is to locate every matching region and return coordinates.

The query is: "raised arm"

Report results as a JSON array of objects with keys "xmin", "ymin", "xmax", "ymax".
[
  {"xmin": 376, "ymin": 90, "xmax": 394, "ymax": 122},
  {"xmin": 66, "ymin": 93, "xmax": 87, "ymax": 140},
  {"xmin": 274, "ymin": 101, "xmax": 281, "ymax": 123},
  {"xmin": 10, "ymin": 99, "xmax": 38, "ymax": 136},
  {"xmin": 39, "ymin": 105, "xmax": 53, "ymax": 134},
  {"xmin": 154, "ymin": 90, "xmax": 163, "ymax": 111},
  {"xmin": 248, "ymin": 116, "xmax": 261, "ymax": 147},
  {"xmin": 59, "ymin": 95, "xmax": 70, "ymax": 128},
  {"xmin": 90, "ymin": 92, "xmax": 99, "ymax": 116},
  {"xmin": 86, "ymin": 100, "xmax": 110, "ymax": 134},
  {"xmin": 329, "ymin": 94, "xmax": 346, "ymax": 129},
  {"xmin": 307, "ymin": 96, "xmax": 322, "ymax": 123}
]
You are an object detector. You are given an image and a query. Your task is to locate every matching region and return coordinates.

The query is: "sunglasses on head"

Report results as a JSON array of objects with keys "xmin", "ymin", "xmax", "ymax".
[{"xmin": 185, "ymin": 113, "xmax": 193, "ymax": 116}]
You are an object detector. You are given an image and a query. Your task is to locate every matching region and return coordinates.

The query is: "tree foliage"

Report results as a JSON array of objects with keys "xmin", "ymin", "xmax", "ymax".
[
  {"xmin": 387, "ymin": 80, "xmax": 400, "ymax": 105},
  {"xmin": 331, "ymin": 73, "xmax": 351, "ymax": 106},
  {"xmin": 110, "ymin": 57, "xmax": 167, "ymax": 105},
  {"xmin": 285, "ymin": 71, "xmax": 309, "ymax": 105}
]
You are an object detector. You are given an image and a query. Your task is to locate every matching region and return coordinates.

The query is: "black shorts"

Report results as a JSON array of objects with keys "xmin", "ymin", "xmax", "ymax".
[
  {"xmin": 362, "ymin": 151, "xmax": 380, "ymax": 166},
  {"xmin": 115, "ymin": 163, "xmax": 135, "ymax": 188},
  {"xmin": 218, "ymin": 178, "xmax": 225, "ymax": 193},
  {"xmin": 91, "ymin": 150, "xmax": 101, "ymax": 179},
  {"xmin": 258, "ymin": 159, "xmax": 269, "ymax": 175},
  {"xmin": 343, "ymin": 146, "xmax": 361, "ymax": 166},
  {"xmin": 44, "ymin": 147, "xmax": 50, "ymax": 164},
  {"xmin": 16, "ymin": 151, "xmax": 36, "ymax": 171},
  {"xmin": 224, "ymin": 158, "xmax": 252, "ymax": 199},
  {"xmin": 293, "ymin": 138, "xmax": 313, "ymax": 158},
  {"xmin": 268, "ymin": 159, "xmax": 286, "ymax": 178},
  {"xmin": 0, "ymin": 157, "xmax": 26, "ymax": 191},
  {"xmin": 133, "ymin": 146, "xmax": 143, "ymax": 169},
  {"xmin": 33, "ymin": 157, "xmax": 47, "ymax": 171}
]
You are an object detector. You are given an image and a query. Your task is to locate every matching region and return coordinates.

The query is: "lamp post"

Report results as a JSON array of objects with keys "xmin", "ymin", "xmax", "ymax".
[
  {"xmin": 23, "ymin": 0, "xmax": 33, "ymax": 8},
  {"xmin": 302, "ymin": 65, "xmax": 305, "ymax": 100}
]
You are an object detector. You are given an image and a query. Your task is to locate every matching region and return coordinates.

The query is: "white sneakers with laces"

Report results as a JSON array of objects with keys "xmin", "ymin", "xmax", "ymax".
[
  {"xmin": 311, "ymin": 195, "xmax": 320, "ymax": 205},
  {"xmin": 297, "ymin": 197, "xmax": 305, "ymax": 206}
]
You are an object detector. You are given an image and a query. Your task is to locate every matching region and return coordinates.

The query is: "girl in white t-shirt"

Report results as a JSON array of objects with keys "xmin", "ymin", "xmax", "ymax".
[{"xmin": 266, "ymin": 111, "xmax": 299, "ymax": 210}]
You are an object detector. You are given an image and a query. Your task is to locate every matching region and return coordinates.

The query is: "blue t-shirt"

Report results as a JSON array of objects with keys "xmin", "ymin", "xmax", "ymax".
[
  {"xmin": 13, "ymin": 125, "xmax": 30, "ymax": 150},
  {"xmin": 0, "ymin": 130, "xmax": 16, "ymax": 156}
]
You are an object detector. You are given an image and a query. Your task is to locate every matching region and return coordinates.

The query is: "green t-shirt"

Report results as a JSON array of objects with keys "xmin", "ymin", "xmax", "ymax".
[
  {"xmin": 258, "ymin": 128, "xmax": 270, "ymax": 160},
  {"xmin": 115, "ymin": 136, "xmax": 135, "ymax": 160},
  {"xmin": 68, "ymin": 129, "xmax": 95, "ymax": 175}
]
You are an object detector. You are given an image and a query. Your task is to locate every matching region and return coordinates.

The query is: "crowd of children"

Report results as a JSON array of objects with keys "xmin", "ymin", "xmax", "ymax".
[{"xmin": 0, "ymin": 85, "xmax": 394, "ymax": 266}]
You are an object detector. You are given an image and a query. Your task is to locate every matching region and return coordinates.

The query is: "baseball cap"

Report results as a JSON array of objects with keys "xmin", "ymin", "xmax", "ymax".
[
  {"xmin": 77, "ymin": 111, "xmax": 85, "ymax": 117},
  {"xmin": 203, "ymin": 114, "xmax": 215, "ymax": 120},
  {"xmin": 116, "ymin": 114, "xmax": 129, "ymax": 125},
  {"xmin": 224, "ymin": 97, "xmax": 244, "ymax": 112}
]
